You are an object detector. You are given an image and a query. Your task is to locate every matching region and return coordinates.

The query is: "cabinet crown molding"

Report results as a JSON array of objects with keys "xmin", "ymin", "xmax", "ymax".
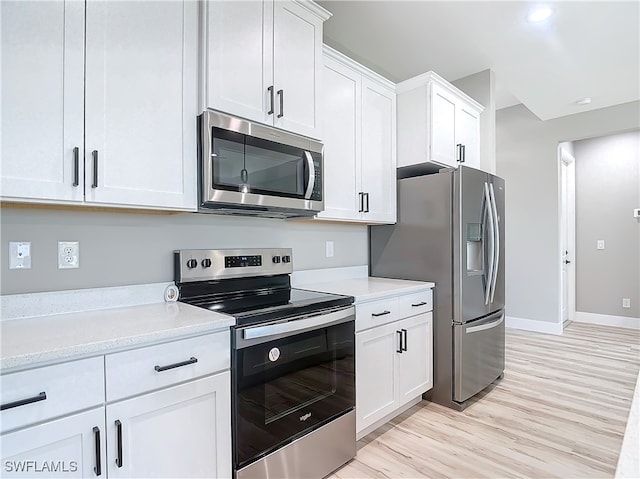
[
  {"xmin": 396, "ymin": 70, "xmax": 484, "ymax": 112},
  {"xmin": 323, "ymin": 44, "xmax": 395, "ymax": 90},
  {"xmin": 291, "ymin": 0, "xmax": 332, "ymax": 21}
]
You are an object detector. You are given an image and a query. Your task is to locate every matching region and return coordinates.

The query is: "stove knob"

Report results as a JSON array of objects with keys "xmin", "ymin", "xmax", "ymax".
[
  {"xmin": 282, "ymin": 255, "xmax": 291, "ymax": 263},
  {"xmin": 186, "ymin": 259, "xmax": 198, "ymax": 269},
  {"xmin": 272, "ymin": 256, "xmax": 281, "ymax": 264},
  {"xmin": 202, "ymin": 258, "xmax": 212, "ymax": 268}
]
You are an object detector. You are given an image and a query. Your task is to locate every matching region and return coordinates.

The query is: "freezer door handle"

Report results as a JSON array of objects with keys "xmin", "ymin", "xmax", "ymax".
[
  {"xmin": 483, "ymin": 182, "xmax": 495, "ymax": 305},
  {"xmin": 466, "ymin": 314, "xmax": 504, "ymax": 334},
  {"xmin": 488, "ymin": 183, "xmax": 500, "ymax": 303}
]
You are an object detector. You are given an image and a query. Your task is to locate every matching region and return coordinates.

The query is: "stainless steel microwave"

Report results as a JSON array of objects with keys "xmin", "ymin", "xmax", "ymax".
[{"xmin": 198, "ymin": 110, "xmax": 323, "ymax": 218}]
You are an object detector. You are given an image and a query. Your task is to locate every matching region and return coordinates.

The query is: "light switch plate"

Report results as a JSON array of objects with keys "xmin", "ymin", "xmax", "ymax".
[
  {"xmin": 325, "ymin": 241, "xmax": 334, "ymax": 258},
  {"xmin": 9, "ymin": 242, "xmax": 31, "ymax": 269},
  {"xmin": 622, "ymin": 298, "xmax": 631, "ymax": 308},
  {"xmin": 596, "ymin": 240, "xmax": 605, "ymax": 250}
]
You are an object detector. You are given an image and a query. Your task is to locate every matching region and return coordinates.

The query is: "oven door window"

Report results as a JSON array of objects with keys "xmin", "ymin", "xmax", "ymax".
[
  {"xmin": 233, "ymin": 321, "xmax": 354, "ymax": 470},
  {"xmin": 211, "ymin": 127, "xmax": 308, "ymax": 198}
]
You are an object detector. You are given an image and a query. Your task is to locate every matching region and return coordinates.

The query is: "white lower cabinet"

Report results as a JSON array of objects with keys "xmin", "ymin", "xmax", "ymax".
[
  {"xmin": 355, "ymin": 291, "xmax": 433, "ymax": 438},
  {"xmin": 0, "ymin": 408, "xmax": 106, "ymax": 478},
  {"xmin": 106, "ymin": 373, "xmax": 231, "ymax": 479},
  {"xmin": 0, "ymin": 332, "xmax": 231, "ymax": 478}
]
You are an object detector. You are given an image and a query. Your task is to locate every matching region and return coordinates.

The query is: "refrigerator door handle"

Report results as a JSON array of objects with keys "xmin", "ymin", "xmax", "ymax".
[
  {"xmin": 483, "ymin": 182, "xmax": 495, "ymax": 305},
  {"xmin": 488, "ymin": 183, "xmax": 500, "ymax": 303},
  {"xmin": 465, "ymin": 314, "xmax": 504, "ymax": 334}
]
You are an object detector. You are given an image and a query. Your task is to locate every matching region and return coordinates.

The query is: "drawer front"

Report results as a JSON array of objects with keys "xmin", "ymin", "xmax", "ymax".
[
  {"xmin": 105, "ymin": 331, "xmax": 229, "ymax": 402},
  {"xmin": 356, "ymin": 297, "xmax": 399, "ymax": 332},
  {"xmin": 398, "ymin": 290, "xmax": 433, "ymax": 319},
  {"xmin": 1, "ymin": 356, "xmax": 105, "ymax": 433}
]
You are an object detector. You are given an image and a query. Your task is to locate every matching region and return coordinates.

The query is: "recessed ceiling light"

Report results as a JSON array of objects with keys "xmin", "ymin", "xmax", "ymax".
[
  {"xmin": 528, "ymin": 7, "xmax": 553, "ymax": 23},
  {"xmin": 576, "ymin": 97, "xmax": 592, "ymax": 105}
]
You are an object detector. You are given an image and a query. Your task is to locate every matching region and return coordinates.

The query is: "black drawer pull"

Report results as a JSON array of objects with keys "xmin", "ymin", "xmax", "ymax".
[
  {"xmin": 371, "ymin": 311, "xmax": 391, "ymax": 317},
  {"xmin": 115, "ymin": 420, "xmax": 123, "ymax": 468},
  {"xmin": 411, "ymin": 302, "xmax": 428, "ymax": 307},
  {"xmin": 93, "ymin": 426, "xmax": 102, "ymax": 476},
  {"xmin": 1, "ymin": 391, "xmax": 46, "ymax": 411},
  {"xmin": 396, "ymin": 330, "xmax": 403, "ymax": 353},
  {"xmin": 154, "ymin": 357, "xmax": 198, "ymax": 372},
  {"xmin": 402, "ymin": 328, "xmax": 408, "ymax": 351}
]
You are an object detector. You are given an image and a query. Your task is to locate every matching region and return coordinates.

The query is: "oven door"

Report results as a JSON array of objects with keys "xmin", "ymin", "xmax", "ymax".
[{"xmin": 232, "ymin": 306, "xmax": 355, "ymax": 471}]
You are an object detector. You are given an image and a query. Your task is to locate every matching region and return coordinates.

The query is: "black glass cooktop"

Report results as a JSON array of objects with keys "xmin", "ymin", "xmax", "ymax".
[{"xmin": 177, "ymin": 275, "xmax": 353, "ymax": 327}]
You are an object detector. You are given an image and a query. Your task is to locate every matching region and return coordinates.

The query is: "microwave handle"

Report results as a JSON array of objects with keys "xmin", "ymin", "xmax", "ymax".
[{"xmin": 304, "ymin": 151, "xmax": 315, "ymax": 199}]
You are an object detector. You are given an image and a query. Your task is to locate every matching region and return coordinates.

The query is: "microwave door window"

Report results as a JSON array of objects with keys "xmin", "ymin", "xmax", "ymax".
[
  {"xmin": 244, "ymin": 146, "xmax": 304, "ymax": 197},
  {"xmin": 212, "ymin": 134, "xmax": 247, "ymax": 191}
]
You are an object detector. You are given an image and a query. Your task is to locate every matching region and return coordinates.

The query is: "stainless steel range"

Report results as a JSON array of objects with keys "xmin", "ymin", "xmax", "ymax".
[{"xmin": 175, "ymin": 248, "xmax": 356, "ymax": 479}]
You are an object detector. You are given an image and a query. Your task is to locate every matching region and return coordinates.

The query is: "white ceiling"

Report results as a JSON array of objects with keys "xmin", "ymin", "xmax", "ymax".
[{"xmin": 317, "ymin": 1, "xmax": 640, "ymax": 120}]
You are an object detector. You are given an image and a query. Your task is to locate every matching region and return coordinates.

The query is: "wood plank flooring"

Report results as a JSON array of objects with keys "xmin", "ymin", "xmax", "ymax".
[{"xmin": 331, "ymin": 322, "xmax": 640, "ymax": 479}]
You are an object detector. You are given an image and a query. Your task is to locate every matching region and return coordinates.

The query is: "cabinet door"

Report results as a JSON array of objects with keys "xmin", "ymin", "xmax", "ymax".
[
  {"xmin": 397, "ymin": 313, "xmax": 433, "ymax": 403},
  {"xmin": 204, "ymin": 0, "xmax": 272, "ymax": 125},
  {"xmin": 272, "ymin": 0, "xmax": 323, "ymax": 138},
  {"xmin": 85, "ymin": 0, "xmax": 197, "ymax": 210},
  {"xmin": 0, "ymin": 408, "xmax": 106, "ymax": 478},
  {"xmin": 429, "ymin": 83, "xmax": 457, "ymax": 167},
  {"xmin": 361, "ymin": 78, "xmax": 396, "ymax": 224},
  {"xmin": 316, "ymin": 57, "xmax": 361, "ymax": 221},
  {"xmin": 456, "ymin": 103, "xmax": 481, "ymax": 169},
  {"xmin": 106, "ymin": 373, "xmax": 231, "ymax": 479},
  {"xmin": 355, "ymin": 323, "xmax": 398, "ymax": 433},
  {"xmin": 0, "ymin": 0, "xmax": 84, "ymax": 203}
]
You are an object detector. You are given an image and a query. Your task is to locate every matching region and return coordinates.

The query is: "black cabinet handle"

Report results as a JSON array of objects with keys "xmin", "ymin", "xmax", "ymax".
[
  {"xmin": 364, "ymin": 192, "xmax": 370, "ymax": 212},
  {"xmin": 277, "ymin": 89, "xmax": 284, "ymax": 118},
  {"xmin": 358, "ymin": 192, "xmax": 364, "ymax": 212},
  {"xmin": 154, "ymin": 356, "xmax": 198, "ymax": 372},
  {"xmin": 397, "ymin": 330, "xmax": 403, "ymax": 353},
  {"xmin": 1, "ymin": 391, "xmax": 46, "ymax": 411},
  {"xmin": 456, "ymin": 143, "xmax": 462, "ymax": 162},
  {"xmin": 93, "ymin": 426, "xmax": 102, "ymax": 476},
  {"xmin": 401, "ymin": 328, "xmax": 408, "ymax": 351},
  {"xmin": 72, "ymin": 147, "xmax": 80, "ymax": 187},
  {"xmin": 267, "ymin": 86, "xmax": 274, "ymax": 115},
  {"xmin": 371, "ymin": 310, "xmax": 390, "ymax": 317},
  {"xmin": 411, "ymin": 302, "xmax": 427, "ymax": 307},
  {"xmin": 115, "ymin": 420, "xmax": 123, "ymax": 468},
  {"xmin": 91, "ymin": 150, "xmax": 98, "ymax": 188},
  {"xmin": 461, "ymin": 144, "xmax": 466, "ymax": 163},
  {"xmin": 564, "ymin": 259, "xmax": 571, "ymax": 264}
]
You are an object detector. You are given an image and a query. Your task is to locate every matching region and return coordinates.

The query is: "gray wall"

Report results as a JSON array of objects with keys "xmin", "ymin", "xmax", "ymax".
[
  {"xmin": 453, "ymin": 69, "xmax": 496, "ymax": 174},
  {"xmin": 574, "ymin": 131, "xmax": 640, "ymax": 318},
  {"xmin": 496, "ymin": 100, "xmax": 640, "ymax": 324},
  {"xmin": 0, "ymin": 207, "xmax": 368, "ymax": 295}
]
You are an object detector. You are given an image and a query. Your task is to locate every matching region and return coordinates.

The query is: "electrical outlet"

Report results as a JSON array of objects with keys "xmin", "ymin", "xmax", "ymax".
[
  {"xmin": 9, "ymin": 242, "xmax": 31, "ymax": 269},
  {"xmin": 58, "ymin": 241, "xmax": 79, "ymax": 269},
  {"xmin": 596, "ymin": 240, "xmax": 605, "ymax": 250},
  {"xmin": 622, "ymin": 298, "xmax": 631, "ymax": 309},
  {"xmin": 325, "ymin": 241, "xmax": 334, "ymax": 258}
]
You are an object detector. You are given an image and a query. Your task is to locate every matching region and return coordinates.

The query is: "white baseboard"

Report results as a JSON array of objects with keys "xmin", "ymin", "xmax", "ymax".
[
  {"xmin": 575, "ymin": 311, "xmax": 640, "ymax": 330},
  {"xmin": 506, "ymin": 316, "xmax": 563, "ymax": 335}
]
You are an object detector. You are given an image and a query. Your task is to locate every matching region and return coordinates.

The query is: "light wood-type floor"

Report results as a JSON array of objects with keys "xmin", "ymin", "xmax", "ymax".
[{"xmin": 331, "ymin": 322, "xmax": 640, "ymax": 479}]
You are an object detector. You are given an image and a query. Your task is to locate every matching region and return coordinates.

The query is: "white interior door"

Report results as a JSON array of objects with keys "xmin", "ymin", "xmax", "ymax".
[{"xmin": 560, "ymin": 147, "xmax": 576, "ymax": 328}]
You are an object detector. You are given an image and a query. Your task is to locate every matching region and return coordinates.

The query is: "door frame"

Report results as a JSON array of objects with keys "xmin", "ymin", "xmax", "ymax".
[{"xmin": 558, "ymin": 145, "xmax": 576, "ymax": 330}]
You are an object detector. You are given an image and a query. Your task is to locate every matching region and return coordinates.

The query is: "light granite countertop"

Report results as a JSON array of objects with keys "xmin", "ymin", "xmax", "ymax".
[
  {"xmin": 296, "ymin": 276, "xmax": 435, "ymax": 303},
  {"xmin": 1, "ymin": 291, "xmax": 234, "ymax": 372}
]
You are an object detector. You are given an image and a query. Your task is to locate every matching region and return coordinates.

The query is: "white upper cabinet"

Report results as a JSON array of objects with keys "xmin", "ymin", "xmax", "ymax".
[
  {"xmin": 0, "ymin": 0, "xmax": 198, "ymax": 211},
  {"xmin": 0, "ymin": 0, "xmax": 84, "ymax": 203},
  {"xmin": 317, "ymin": 47, "xmax": 396, "ymax": 224},
  {"xmin": 84, "ymin": 1, "xmax": 197, "ymax": 210},
  {"xmin": 397, "ymin": 71, "xmax": 483, "ymax": 170},
  {"xmin": 202, "ymin": 0, "xmax": 330, "ymax": 139}
]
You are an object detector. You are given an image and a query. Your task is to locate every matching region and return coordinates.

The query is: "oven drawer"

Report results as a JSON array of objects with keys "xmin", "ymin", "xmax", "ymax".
[
  {"xmin": 105, "ymin": 331, "xmax": 229, "ymax": 401},
  {"xmin": 398, "ymin": 290, "xmax": 433, "ymax": 319},
  {"xmin": 1, "ymin": 356, "xmax": 105, "ymax": 433},
  {"xmin": 356, "ymin": 297, "xmax": 399, "ymax": 332}
]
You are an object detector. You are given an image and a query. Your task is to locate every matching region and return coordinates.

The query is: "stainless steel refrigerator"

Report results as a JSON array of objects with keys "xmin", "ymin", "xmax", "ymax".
[{"xmin": 370, "ymin": 165, "xmax": 505, "ymax": 410}]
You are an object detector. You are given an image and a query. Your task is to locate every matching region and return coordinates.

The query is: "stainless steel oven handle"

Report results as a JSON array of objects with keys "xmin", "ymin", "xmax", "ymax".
[
  {"xmin": 303, "ymin": 151, "xmax": 315, "ymax": 200},
  {"xmin": 239, "ymin": 306, "xmax": 354, "ymax": 345}
]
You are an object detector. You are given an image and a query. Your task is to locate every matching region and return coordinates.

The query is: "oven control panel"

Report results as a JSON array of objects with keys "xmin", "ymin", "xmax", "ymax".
[{"xmin": 174, "ymin": 248, "xmax": 293, "ymax": 283}]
